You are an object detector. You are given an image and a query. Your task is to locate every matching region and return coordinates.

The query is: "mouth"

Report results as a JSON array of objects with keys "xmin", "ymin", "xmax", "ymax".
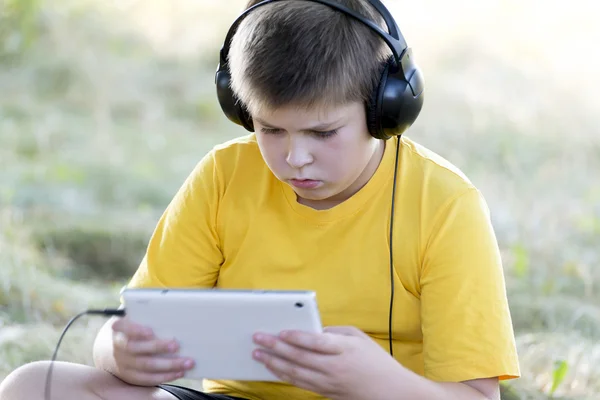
[{"xmin": 288, "ymin": 178, "xmax": 321, "ymax": 189}]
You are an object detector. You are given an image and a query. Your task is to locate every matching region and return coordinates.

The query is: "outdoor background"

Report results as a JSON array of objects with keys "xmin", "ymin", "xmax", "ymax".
[{"xmin": 1, "ymin": 0, "xmax": 599, "ymax": 399}]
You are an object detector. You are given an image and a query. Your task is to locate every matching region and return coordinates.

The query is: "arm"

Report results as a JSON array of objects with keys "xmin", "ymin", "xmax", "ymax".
[
  {"xmin": 93, "ymin": 150, "xmax": 225, "ymax": 379},
  {"xmin": 337, "ymin": 188, "xmax": 507, "ymax": 400},
  {"xmin": 380, "ymin": 368, "xmax": 499, "ymax": 400},
  {"xmin": 368, "ymin": 187, "xmax": 516, "ymax": 400},
  {"xmin": 418, "ymin": 188, "xmax": 519, "ymax": 384},
  {"xmin": 251, "ymin": 188, "xmax": 518, "ymax": 400},
  {"xmin": 251, "ymin": 325, "xmax": 501, "ymax": 400},
  {"xmin": 92, "ymin": 316, "xmax": 120, "ymax": 374},
  {"xmin": 92, "ymin": 313, "xmax": 195, "ymax": 385},
  {"xmin": 127, "ymin": 150, "xmax": 224, "ymax": 289}
]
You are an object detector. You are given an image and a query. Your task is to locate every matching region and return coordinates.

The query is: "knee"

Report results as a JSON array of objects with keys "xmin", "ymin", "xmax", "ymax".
[{"xmin": 0, "ymin": 361, "xmax": 51, "ymax": 399}]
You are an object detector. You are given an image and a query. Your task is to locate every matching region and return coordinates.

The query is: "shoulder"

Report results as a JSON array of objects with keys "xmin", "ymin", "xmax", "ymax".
[
  {"xmin": 398, "ymin": 136, "xmax": 476, "ymax": 199},
  {"xmin": 183, "ymin": 133, "xmax": 275, "ymax": 204},
  {"xmin": 204, "ymin": 133, "xmax": 261, "ymax": 171},
  {"xmin": 395, "ymin": 137, "xmax": 491, "ymax": 246},
  {"xmin": 188, "ymin": 133, "xmax": 269, "ymax": 187},
  {"xmin": 211, "ymin": 133, "xmax": 261, "ymax": 158}
]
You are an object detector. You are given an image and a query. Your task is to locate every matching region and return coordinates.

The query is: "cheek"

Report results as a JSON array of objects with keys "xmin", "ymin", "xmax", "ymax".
[
  {"xmin": 256, "ymin": 135, "xmax": 285, "ymax": 171},
  {"xmin": 321, "ymin": 140, "xmax": 366, "ymax": 178},
  {"xmin": 320, "ymin": 150, "xmax": 345, "ymax": 174}
]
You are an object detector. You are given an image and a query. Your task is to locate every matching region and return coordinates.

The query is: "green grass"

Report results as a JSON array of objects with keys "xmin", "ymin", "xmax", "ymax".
[{"xmin": 1, "ymin": 1, "xmax": 599, "ymax": 399}]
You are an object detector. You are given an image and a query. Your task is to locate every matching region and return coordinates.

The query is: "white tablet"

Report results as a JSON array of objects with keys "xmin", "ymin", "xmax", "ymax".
[{"xmin": 121, "ymin": 288, "xmax": 323, "ymax": 382}]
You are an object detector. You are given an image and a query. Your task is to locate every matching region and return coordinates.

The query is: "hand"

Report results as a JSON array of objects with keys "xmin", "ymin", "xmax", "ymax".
[
  {"xmin": 252, "ymin": 326, "xmax": 403, "ymax": 400},
  {"xmin": 110, "ymin": 317, "xmax": 195, "ymax": 386}
]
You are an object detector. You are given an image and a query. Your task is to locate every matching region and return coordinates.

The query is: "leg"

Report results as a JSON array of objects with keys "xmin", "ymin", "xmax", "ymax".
[{"xmin": 0, "ymin": 360, "xmax": 177, "ymax": 400}]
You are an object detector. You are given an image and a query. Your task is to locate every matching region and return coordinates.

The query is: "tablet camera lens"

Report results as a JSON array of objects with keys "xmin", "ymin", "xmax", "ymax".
[{"xmin": 295, "ymin": 302, "xmax": 304, "ymax": 308}]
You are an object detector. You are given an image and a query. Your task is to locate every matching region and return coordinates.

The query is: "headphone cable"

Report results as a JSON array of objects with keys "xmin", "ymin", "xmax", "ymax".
[
  {"xmin": 388, "ymin": 135, "xmax": 401, "ymax": 357},
  {"xmin": 44, "ymin": 308, "xmax": 125, "ymax": 400}
]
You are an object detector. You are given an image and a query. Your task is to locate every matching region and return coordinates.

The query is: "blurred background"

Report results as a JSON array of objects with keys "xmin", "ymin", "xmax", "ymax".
[{"xmin": 0, "ymin": 0, "xmax": 599, "ymax": 399}]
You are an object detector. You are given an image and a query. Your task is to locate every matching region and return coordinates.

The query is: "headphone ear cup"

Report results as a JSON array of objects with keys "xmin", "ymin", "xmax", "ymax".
[
  {"xmin": 378, "ymin": 50, "xmax": 424, "ymax": 139},
  {"xmin": 235, "ymin": 102, "xmax": 254, "ymax": 132},
  {"xmin": 366, "ymin": 60, "xmax": 391, "ymax": 140},
  {"xmin": 215, "ymin": 68, "xmax": 254, "ymax": 132}
]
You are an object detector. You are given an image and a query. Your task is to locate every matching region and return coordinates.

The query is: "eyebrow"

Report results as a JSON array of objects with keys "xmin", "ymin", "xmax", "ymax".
[{"xmin": 254, "ymin": 117, "xmax": 342, "ymax": 132}]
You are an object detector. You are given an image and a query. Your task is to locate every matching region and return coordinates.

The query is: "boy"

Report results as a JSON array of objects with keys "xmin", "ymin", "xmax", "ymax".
[{"xmin": 0, "ymin": 0, "xmax": 520, "ymax": 399}]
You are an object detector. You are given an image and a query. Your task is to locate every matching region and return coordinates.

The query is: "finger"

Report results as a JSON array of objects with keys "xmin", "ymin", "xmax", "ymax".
[
  {"xmin": 123, "ymin": 355, "xmax": 195, "ymax": 373},
  {"xmin": 253, "ymin": 349, "xmax": 324, "ymax": 391},
  {"xmin": 114, "ymin": 335, "xmax": 180, "ymax": 356},
  {"xmin": 323, "ymin": 326, "xmax": 369, "ymax": 338},
  {"xmin": 275, "ymin": 331, "xmax": 344, "ymax": 355},
  {"xmin": 112, "ymin": 318, "xmax": 154, "ymax": 341},
  {"xmin": 253, "ymin": 335, "xmax": 327, "ymax": 372}
]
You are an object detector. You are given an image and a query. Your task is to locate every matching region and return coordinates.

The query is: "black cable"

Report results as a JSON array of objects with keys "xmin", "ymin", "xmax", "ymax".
[
  {"xmin": 388, "ymin": 135, "xmax": 401, "ymax": 357},
  {"xmin": 44, "ymin": 308, "xmax": 125, "ymax": 400}
]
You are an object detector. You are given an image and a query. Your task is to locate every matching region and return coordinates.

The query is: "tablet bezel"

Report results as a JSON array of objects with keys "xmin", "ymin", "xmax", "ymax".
[{"xmin": 121, "ymin": 288, "xmax": 323, "ymax": 382}]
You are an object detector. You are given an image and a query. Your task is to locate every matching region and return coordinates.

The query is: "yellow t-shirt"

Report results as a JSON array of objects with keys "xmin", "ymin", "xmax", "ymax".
[{"xmin": 127, "ymin": 133, "xmax": 520, "ymax": 400}]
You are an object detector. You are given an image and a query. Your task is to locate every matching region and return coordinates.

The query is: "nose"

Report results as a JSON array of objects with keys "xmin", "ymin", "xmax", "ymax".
[{"xmin": 286, "ymin": 135, "xmax": 313, "ymax": 169}]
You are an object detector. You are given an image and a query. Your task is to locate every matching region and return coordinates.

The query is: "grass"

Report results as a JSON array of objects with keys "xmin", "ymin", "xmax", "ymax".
[{"xmin": 1, "ymin": 0, "xmax": 599, "ymax": 399}]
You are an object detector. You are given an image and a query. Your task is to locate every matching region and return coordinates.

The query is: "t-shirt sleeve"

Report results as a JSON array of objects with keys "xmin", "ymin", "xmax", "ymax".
[
  {"xmin": 126, "ymin": 150, "xmax": 224, "ymax": 290},
  {"xmin": 420, "ymin": 187, "xmax": 520, "ymax": 382}
]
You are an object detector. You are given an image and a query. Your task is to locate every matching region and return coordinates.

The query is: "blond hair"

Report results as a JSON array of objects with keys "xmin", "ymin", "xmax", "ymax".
[{"xmin": 228, "ymin": 0, "xmax": 392, "ymax": 116}]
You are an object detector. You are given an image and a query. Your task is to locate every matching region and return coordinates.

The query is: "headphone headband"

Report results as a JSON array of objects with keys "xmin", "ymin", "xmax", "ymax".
[
  {"xmin": 219, "ymin": 0, "xmax": 409, "ymax": 75},
  {"xmin": 215, "ymin": 0, "xmax": 424, "ymax": 139}
]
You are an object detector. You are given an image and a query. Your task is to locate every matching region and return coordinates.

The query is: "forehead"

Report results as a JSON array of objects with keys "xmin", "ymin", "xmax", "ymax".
[{"xmin": 252, "ymin": 102, "xmax": 364, "ymax": 129}]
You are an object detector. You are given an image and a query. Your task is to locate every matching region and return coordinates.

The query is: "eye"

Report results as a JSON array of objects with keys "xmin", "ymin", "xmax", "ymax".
[
  {"xmin": 313, "ymin": 129, "xmax": 338, "ymax": 139},
  {"xmin": 260, "ymin": 127, "xmax": 282, "ymax": 135}
]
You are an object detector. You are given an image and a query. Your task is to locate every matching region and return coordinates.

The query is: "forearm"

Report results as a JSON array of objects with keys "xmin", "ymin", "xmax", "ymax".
[
  {"xmin": 352, "ymin": 366, "xmax": 493, "ymax": 400},
  {"xmin": 92, "ymin": 316, "xmax": 121, "ymax": 375},
  {"xmin": 388, "ymin": 373, "xmax": 489, "ymax": 400}
]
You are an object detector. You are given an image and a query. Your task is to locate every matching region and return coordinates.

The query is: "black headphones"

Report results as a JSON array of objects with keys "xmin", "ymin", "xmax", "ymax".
[
  {"xmin": 215, "ymin": 0, "xmax": 422, "ymax": 359},
  {"xmin": 215, "ymin": 0, "xmax": 425, "ymax": 140}
]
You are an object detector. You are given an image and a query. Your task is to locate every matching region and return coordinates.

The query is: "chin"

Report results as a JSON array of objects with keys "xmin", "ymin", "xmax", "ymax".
[
  {"xmin": 293, "ymin": 187, "xmax": 340, "ymax": 201},
  {"xmin": 297, "ymin": 193, "xmax": 329, "ymax": 201}
]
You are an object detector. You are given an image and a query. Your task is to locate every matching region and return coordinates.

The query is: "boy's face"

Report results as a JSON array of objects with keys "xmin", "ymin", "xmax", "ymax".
[{"xmin": 253, "ymin": 101, "xmax": 384, "ymax": 209}]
